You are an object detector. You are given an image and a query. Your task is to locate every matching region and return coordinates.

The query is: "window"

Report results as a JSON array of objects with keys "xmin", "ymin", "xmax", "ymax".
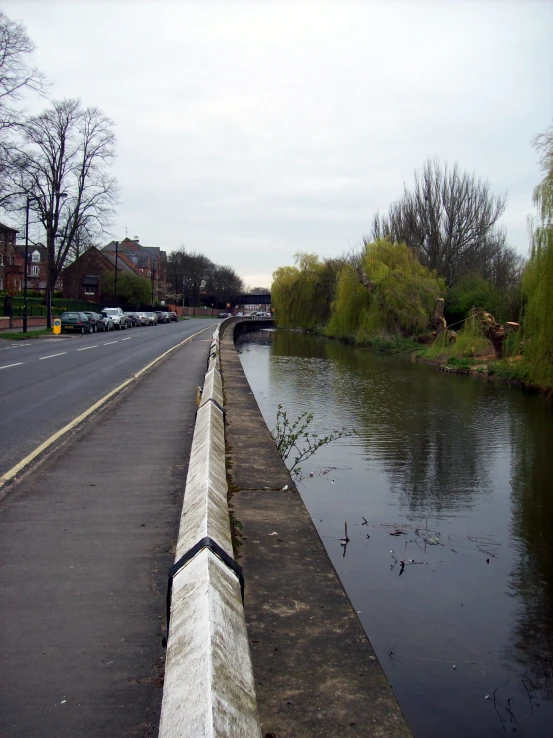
[
  {"xmin": 29, "ymin": 265, "xmax": 39, "ymax": 276},
  {"xmin": 84, "ymin": 285, "xmax": 95, "ymax": 295},
  {"xmin": 32, "ymin": 251, "xmax": 41, "ymax": 263},
  {"xmin": 0, "ymin": 254, "xmax": 3, "ymax": 266}
]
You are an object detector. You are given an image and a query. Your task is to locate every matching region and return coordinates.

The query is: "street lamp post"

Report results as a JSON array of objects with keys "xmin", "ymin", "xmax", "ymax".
[
  {"xmin": 114, "ymin": 240, "xmax": 119, "ymax": 298},
  {"xmin": 22, "ymin": 197, "xmax": 31, "ymax": 333}
]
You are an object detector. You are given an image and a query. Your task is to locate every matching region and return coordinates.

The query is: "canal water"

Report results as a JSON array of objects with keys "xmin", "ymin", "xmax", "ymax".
[{"xmin": 236, "ymin": 328, "xmax": 553, "ymax": 738}]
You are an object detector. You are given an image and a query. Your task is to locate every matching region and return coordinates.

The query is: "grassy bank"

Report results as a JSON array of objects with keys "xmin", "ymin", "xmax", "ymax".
[{"xmin": 314, "ymin": 324, "xmax": 551, "ymax": 396}]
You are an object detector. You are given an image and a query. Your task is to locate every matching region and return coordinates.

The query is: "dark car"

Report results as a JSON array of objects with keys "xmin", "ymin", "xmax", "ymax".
[
  {"xmin": 154, "ymin": 311, "xmax": 168, "ymax": 324},
  {"xmin": 126, "ymin": 312, "xmax": 142, "ymax": 327},
  {"xmin": 166, "ymin": 312, "xmax": 178, "ymax": 322},
  {"xmin": 218, "ymin": 312, "xmax": 227, "ymax": 318},
  {"xmin": 83, "ymin": 311, "xmax": 108, "ymax": 332},
  {"xmin": 60, "ymin": 311, "xmax": 94, "ymax": 334}
]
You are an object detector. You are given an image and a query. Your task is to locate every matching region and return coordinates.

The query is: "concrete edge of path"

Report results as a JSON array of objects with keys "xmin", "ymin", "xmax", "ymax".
[
  {"xmin": 159, "ymin": 324, "xmax": 262, "ymax": 738},
  {"xmin": 219, "ymin": 319, "xmax": 414, "ymax": 737},
  {"xmin": 0, "ymin": 325, "xmax": 215, "ymax": 497}
]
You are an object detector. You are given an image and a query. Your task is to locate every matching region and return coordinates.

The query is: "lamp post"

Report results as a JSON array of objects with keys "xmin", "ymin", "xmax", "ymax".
[
  {"xmin": 22, "ymin": 197, "xmax": 31, "ymax": 333},
  {"xmin": 114, "ymin": 240, "xmax": 119, "ymax": 298},
  {"xmin": 44, "ymin": 191, "xmax": 68, "ymax": 329}
]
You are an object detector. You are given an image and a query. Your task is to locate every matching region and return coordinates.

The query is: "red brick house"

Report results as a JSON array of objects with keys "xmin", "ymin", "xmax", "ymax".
[
  {"xmin": 62, "ymin": 246, "xmax": 144, "ymax": 301},
  {"xmin": 0, "ymin": 222, "xmax": 21, "ymax": 294},
  {"xmin": 102, "ymin": 237, "xmax": 168, "ymax": 301},
  {"xmin": 14, "ymin": 243, "xmax": 49, "ymax": 293}
]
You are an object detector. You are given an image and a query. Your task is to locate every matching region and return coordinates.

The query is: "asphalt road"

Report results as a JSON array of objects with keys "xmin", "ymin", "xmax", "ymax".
[{"xmin": 0, "ymin": 318, "xmax": 218, "ymax": 477}]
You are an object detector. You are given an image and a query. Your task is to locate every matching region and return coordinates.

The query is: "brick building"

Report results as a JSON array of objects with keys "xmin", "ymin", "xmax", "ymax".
[
  {"xmin": 62, "ymin": 246, "xmax": 143, "ymax": 301},
  {"xmin": 102, "ymin": 237, "xmax": 168, "ymax": 301},
  {"xmin": 0, "ymin": 222, "xmax": 21, "ymax": 294}
]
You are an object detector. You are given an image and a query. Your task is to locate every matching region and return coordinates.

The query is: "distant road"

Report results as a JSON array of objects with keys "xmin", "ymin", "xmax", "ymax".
[{"xmin": 0, "ymin": 318, "xmax": 218, "ymax": 477}]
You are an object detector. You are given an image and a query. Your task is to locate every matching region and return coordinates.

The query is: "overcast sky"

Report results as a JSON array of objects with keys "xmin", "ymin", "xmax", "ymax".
[{"xmin": 3, "ymin": 0, "xmax": 552, "ymax": 288}]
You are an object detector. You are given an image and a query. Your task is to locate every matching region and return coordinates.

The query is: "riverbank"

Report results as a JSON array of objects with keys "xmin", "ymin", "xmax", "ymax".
[
  {"xmin": 309, "ymin": 325, "xmax": 552, "ymax": 397},
  {"xmin": 219, "ymin": 320, "xmax": 413, "ymax": 737}
]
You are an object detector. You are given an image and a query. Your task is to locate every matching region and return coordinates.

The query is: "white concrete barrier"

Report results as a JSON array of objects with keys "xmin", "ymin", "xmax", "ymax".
[
  {"xmin": 174, "ymin": 401, "xmax": 232, "ymax": 559},
  {"xmin": 201, "ymin": 367, "xmax": 224, "ymax": 409},
  {"xmin": 159, "ymin": 330, "xmax": 261, "ymax": 737},
  {"xmin": 159, "ymin": 549, "xmax": 260, "ymax": 737}
]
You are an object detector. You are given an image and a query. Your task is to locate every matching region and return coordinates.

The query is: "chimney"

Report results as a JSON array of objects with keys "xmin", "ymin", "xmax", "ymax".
[{"xmin": 133, "ymin": 236, "xmax": 139, "ymax": 243}]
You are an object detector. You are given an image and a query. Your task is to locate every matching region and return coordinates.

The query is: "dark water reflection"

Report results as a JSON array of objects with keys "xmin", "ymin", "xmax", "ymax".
[{"xmin": 237, "ymin": 328, "xmax": 553, "ymax": 738}]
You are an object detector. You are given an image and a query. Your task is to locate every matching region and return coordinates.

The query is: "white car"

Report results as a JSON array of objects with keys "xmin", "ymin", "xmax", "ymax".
[{"xmin": 101, "ymin": 307, "xmax": 127, "ymax": 330}]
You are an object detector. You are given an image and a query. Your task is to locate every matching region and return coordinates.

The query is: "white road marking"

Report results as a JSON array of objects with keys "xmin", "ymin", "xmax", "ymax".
[
  {"xmin": 78, "ymin": 345, "xmax": 98, "ymax": 351},
  {"xmin": 0, "ymin": 324, "xmax": 216, "ymax": 491},
  {"xmin": 0, "ymin": 343, "xmax": 32, "ymax": 351},
  {"xmin": 39, "ymin": 352, "xmax": 67, "ymax": 360},
  {"xmin": 0, "ymin": 362, "xmax": 23, "ymax": 370},
  {"xmin": 121, "ymin": 337, "xmax": 132, "ymax": 341},
  {"xmin": 103, "ymin": 341, "xmax": 118, "ymax": 345}
]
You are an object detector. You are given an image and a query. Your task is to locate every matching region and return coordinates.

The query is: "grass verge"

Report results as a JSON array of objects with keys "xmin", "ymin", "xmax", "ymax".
[{"xmin": 0, "ymin": 329, "xmax": 52, "ymax": 340}]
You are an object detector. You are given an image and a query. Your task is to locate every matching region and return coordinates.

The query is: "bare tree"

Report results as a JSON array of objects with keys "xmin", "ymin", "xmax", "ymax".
[
  {"xmin": 371, "ymin": 160, "xmax": 508, "ymax": 285},
  {"xmin": 205, "ymin": 264, "xmax": 244, "ymax": 305},
  {"xmin": 246, "ymin": 286, "xmax": 270, "ymax": 295},
  {"xmin": 0, "ymin": 10, "xmax": 45, "ymax": 205},
  {"xmin": 9, "ymin": 99, "xmax": 118, "ymax": 326},
  {"xmin": 168, "ymin": 247, "xmax": 214, "ymax": 307}
]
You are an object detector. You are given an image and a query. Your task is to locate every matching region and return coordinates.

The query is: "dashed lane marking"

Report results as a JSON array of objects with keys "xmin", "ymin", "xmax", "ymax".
[
  {"xmin": 103, "ymin": 341, "xmax": 118, "ymax": 345},
  {"xmin": 39, "ymin": 352, "xmax": 67, "ymax": 360},
  {"xmin": 78, "ymin": 346, "xmax": 98, "ymax": 351},
  {"xmin": 0, "ymin": 362, "xmax": 23, "ymax": 370}
]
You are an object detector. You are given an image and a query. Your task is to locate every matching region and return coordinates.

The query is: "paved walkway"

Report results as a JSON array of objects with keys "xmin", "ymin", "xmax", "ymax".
[{"xmin": 0, "ymin": 329, "xmax": 211, "ymax": 737}]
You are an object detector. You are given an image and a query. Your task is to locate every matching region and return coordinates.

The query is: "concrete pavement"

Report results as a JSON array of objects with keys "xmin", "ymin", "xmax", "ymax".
[{"xmin": 0, "ymin": 327, "xmax": 213, "ymax": 737}]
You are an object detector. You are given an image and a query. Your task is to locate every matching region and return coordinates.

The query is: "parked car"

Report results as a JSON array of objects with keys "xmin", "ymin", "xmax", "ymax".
[
  {"xmin": 144, "ymin": 311, "xmax": 158, "ymax": 325},
  {"xmin": 101, "ymin": 307, "xmax": 127, "ymax": 330},
  {"xmin": 166, "ymin": 312, "xmax": 178, "ymax": 322},
  {"xmin": 218, "ymin": 312, "xmax": 227, "ymax": 318},
  {"xmin": 60, "ymin": 311, "xmax": 94, "ymax": 334},
  {"xmin": 83, "ymin": 311, "xmax": 107, "ymax": 332},
  {"xmin": 99, "ymin": 313, "xmax": 115, "ymax": 331},
  {"xmin": 126, "ymin": 312, "xmax": 142, "ymax": 327},
  {"xmin": 136, "ymin": 311, "xmax": 150, "ymax": 326},
  {"xmin": 154, "ymin": 310, "xmax": 168, "ymax": 324}
]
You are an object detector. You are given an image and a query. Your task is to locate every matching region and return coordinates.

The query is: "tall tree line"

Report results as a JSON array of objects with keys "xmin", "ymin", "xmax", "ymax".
[{"xmin": 167, "ymin": 247, "xmax": 244, "ymax": 308}]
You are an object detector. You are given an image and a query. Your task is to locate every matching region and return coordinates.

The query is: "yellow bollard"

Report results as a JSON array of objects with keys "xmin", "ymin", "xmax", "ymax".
[{"xmin": 53, "ymin": 318, "xmax": 62, "ymax": 335}]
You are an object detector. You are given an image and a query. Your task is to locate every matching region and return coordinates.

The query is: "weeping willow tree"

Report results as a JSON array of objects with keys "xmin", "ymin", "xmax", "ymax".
[
  {"xmin": 326, "ymin": 265, "xmax": 370, "ymax": 337},
  {"xmin": 521, "ymin": 125, "xmax": 553, "ymax": 389},
  {"xmin": 327, "ymin": 239, "xmax": 444, "ymax": 342},
  {"xmin": 271, "ymin": 253, "xmax": 344, "ymax": 328}
]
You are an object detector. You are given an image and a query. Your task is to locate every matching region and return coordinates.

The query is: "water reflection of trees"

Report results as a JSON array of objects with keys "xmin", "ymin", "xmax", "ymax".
[
  {"xmin": 267, "ymin": 329, "xmax": 495, "ymax": 516},
  {"xmin": 506, "ymin": 397, "xmax": 553, "ymax": 699},
  {"xmin": 240, "ymin": 328, "xmax": 553, "ymax": 710}
]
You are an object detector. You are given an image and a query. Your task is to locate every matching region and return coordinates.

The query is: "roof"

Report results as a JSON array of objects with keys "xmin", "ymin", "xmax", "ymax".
[
  {"xmin": 103, "ymin": 252, "xmax": 142, "ymax": 275},
  {"xmin": 0, "ymin": 222, "xmax": 18, "ymax": 234}
]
